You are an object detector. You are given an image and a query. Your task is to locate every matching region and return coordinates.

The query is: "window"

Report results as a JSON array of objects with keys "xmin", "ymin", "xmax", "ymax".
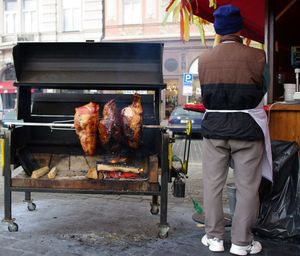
[
  {"xmin": 3, "ymin": 63, "xmax": 16, "ymax": 81},
  {"xmin": 62, "ymin": 0, "xmax": 80, "ymax": 31},
  {"xmin": 4, "ymin": 0, "xmax": 38, "ymax": 34},
  {"xmin": 4, "ymin": 0, "xmax": 18, "ymax": 33},
  {"xmin": 22, "ymin": 0, "xmax": 37, "ymax": 32},
  {"xmin": 161, "ymin": 0, "xmax": 172, "ymax": 22},
  {"xmin": 107, "ymin": 0, "xmax": 117, "ymax": 21},
  {"xmin": 145, "ymin": 0, "xmax": 155, "ymax": 19},
  {"xmin": 123, "ymin": 0, "xmax": 142, "ymax": 24}
]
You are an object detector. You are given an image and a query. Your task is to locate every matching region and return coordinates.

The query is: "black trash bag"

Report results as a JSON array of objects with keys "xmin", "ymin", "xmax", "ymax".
[{"xmin": 253, "ymin": 140, "xmax": 300, "ymax": 239}]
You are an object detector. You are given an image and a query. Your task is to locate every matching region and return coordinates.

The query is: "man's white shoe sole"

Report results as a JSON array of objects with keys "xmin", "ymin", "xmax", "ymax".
[
  {"xmin": 230, "ymin": 241, "xmax": 262, "ymax": 255},
  {"xmin": 201, "ymin": 235, "xmax": 224, "ymax": 252}
]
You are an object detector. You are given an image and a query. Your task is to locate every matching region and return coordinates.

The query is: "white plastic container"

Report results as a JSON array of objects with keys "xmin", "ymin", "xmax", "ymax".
[{"xmin": 284, "ymin": 83, "xmax": 296, "ymax": 102}]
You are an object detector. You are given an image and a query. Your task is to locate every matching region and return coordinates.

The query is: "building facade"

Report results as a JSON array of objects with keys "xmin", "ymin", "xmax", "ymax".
[
  {"xmin": 0, "ymin": 0, "xmax": 103, "ymax": 80},
  {"xmin": 0, "ymin": 0, "xmax": 215, "ymax": 118},
  {"xmin": 104, "ymin": 0, "xmax": 215, "ymax": 117}
]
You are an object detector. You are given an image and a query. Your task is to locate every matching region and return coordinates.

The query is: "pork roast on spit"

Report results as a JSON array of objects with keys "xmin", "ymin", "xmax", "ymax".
[
  {"xmin": 121, "ymin": 94, "xmax": 143, "ymax": 149},
  {"xmin": 98, "ymin": 99, "xmax": 122, "ymax": 151},
  {"xmin": 74, "ymin": 102, "xmax": 99, "ymax": 155}
]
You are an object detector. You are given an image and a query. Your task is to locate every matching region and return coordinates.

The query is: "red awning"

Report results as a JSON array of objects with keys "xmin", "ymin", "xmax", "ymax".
[
  {"xmin": 191, "ymin": 0, "xmax": 264, "ymax": 43},
  {"xmin": 0, "ymin": 81, "xmax": 17, "ymax": 94},
  {"xmin": 191, "ymin": 0, "xmax": 300, "ymax": 45}
]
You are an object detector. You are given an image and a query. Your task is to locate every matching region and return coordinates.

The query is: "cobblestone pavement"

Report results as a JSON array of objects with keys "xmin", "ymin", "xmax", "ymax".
[{"xmin": 0, "ymin": 139, "xmax": 299, "ymax": 256}]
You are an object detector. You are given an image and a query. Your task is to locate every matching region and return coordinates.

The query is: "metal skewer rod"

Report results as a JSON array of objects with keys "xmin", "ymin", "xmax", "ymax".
[
  {"xmin": 4, "ymin": 121, "xmax": 75, "ymax": 128},
  {"xmin": 3, "ymin": 121, "xmax": 182, "ymax": 130},
  {"xmin": 143, "ymin": 125, "xmax": 166, "ymax": 129}
]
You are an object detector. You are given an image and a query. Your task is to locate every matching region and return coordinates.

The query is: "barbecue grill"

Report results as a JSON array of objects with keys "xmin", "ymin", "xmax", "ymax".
[{"xmin": 1, "ymin": 42, "xmax": 171, "ymax": 238}]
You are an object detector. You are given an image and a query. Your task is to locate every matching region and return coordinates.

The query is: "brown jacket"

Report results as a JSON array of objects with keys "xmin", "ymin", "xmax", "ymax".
[{"xmin": 198, "ymin": 34, "xmax": 266, "ymax": 140}]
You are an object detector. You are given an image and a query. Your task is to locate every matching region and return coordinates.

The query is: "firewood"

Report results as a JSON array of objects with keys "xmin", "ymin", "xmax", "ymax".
[
  {"xmin": 86, "ymin": 167, "xmax": 98, "ymax": 179},
  {"xmin": 48, "ymin": 167, "xmax": 58, "ymax": 179},
  {"xmin": 96, "ymin": 163, "xmax": 144, "ymax": 173},
  {"xmin": 31, "ymin": 166, "xmax": 50, "ymax": 179},
  {"xmin": 98, "ymin": 171, "xmax": 104, "ymax": 180}
]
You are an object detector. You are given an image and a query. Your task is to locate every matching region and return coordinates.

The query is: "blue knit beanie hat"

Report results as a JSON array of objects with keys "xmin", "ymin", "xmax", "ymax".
[{"xmin": 213, "ymin": 4, "xmax": 243, "ymax": 35}]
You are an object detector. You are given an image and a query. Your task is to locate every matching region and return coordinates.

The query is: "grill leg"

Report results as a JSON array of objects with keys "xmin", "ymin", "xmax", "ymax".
[
  {"xmin": 4, "ymin": 178, "xmax": 12, "ymax": 221},
  {"xmin": 158, "ymin": 132, "xmax": 170, "ymax": 238},
  {"xmin": 3, "ymin": 131, "xmax": 12, "ymax": 222},
  {"xmin": 152, "ymin": 195, "xmax": 158, "ymax": 204},
  {"xmin": 3, "ymin": 185, "xmax": 18, "ymax": 232},
  {"xmin": 25, "ymin": 191, "xmax": 31, "ymax": 201},
  {"xmin": 24, "ymin": 192, "xmax": 36, "ymax": 211},
  {"xmin": 150, "ymin": 195, "xmax": 159, "ymax": 215},
  {"xmin": 2, "ymin": 131, "xmax": 18, "ymax": 232}
]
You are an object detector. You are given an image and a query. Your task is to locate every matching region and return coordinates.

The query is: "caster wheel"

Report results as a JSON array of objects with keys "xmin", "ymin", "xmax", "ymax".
[
  {"xmin": 158, "ymin": 231, "xmax": 168, "ymax": 239},
  {"xmin": 8, "ymin": 222, "xmax": 18, "ymax": 232},
  {"xmin": 150, "ymin": 205, "xmax": 159, "ymax": 215},
  {"xmin": 158, "ymin": 225, "xmax": 169, "ymax": 239},
  {"xmin": 27, "ymin": 202, "xmax": 36, "ymax": 211}
]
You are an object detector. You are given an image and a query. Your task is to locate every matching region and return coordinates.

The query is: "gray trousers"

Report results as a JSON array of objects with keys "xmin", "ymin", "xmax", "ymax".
[{"xmin": 202, "ymin": 138, "xmax": 264, "ymax": 246}]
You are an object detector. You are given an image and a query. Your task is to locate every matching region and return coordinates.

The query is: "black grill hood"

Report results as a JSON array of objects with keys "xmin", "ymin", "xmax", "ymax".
[{"xmin": 13, "ymin": 42, "xmax": 165, "ymax": 90}]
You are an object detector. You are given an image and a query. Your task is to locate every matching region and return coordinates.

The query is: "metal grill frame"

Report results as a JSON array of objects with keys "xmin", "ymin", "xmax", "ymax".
[{"xmin": 1, "ymin": 42, "xmax": 171, "ymax": 238}]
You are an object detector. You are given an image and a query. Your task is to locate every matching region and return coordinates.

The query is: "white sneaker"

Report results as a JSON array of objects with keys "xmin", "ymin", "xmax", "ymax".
[
  {"xmin": 230, "ymin": 241, "xmax": 262, "ymax": 255},
  {"xmin": 201, "ymin": 234, "xmax": 224, "ymax": 252}
]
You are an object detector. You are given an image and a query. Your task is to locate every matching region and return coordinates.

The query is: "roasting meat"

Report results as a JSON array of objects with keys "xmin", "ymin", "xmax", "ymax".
[
  {"xmin": 121, "ymin": 94, "xmax": 143, "ymax": 149},
  {"xmin": 74, "ymin": 102, "xmax": 99, "ymax": 155},
  {"xmin": 98, "ymin": 99, "xmax": 122, "ymax": 151}
]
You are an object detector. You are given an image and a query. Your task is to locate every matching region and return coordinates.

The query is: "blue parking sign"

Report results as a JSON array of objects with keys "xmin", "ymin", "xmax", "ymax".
[
  {"xmin": 183, "ymin": 73, "xmax": 193, "ymax": 84},
  {"xmin": 183, "ymin": 73, "xmax": 193, "ymax": 96}
]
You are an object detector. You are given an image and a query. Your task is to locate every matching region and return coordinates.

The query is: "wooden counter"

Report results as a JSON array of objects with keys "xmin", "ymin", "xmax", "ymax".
[{"xmin": 268, "ymin": 103, "xmax": 300, "ymax": 147}]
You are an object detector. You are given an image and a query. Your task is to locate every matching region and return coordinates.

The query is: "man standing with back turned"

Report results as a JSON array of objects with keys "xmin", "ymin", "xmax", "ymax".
[{"xmin": 198, "ymin": 4, "xmax": 272, "ymax": 256}]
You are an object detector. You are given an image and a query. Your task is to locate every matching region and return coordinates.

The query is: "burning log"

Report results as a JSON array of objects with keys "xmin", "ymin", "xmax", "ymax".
[
  {"xmin": 96, "ymin": 162, "xmax": 144, "ymax": 174},
  {"xmin": 104, "ymin": 171, "xmax": 139, "ymax": 179}
]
